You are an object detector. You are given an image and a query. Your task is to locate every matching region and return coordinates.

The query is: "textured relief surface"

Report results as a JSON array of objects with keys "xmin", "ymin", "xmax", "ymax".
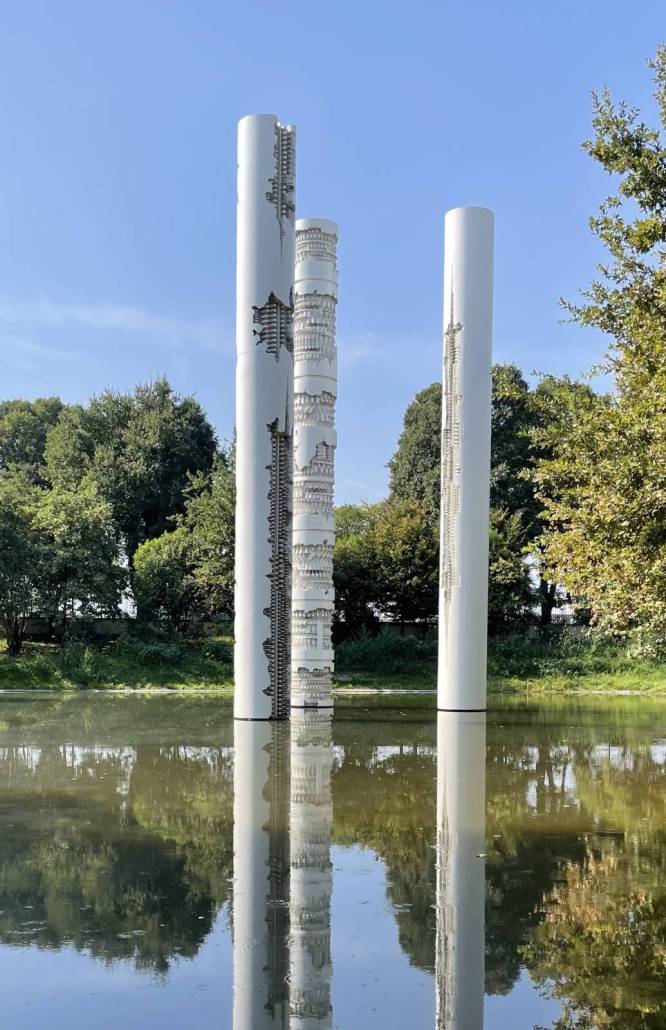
[
  {"xmin": 295, "ymin": 225, "xmax": 337, "ymax": 267},
  {"xmin": 294, "ymin": 390, "xmax": 335, "ymax": 426},
  {"xmin": 264, "ymin": 418, "xmax": 293, "ymax": 719},
  {"xmin": 291, "ymin": 667, "xmax": 333, "ymax": 707},
  {"xmin": 296, "ymin": 441, "xmax": 335, "ymax": 480},
  {"xmin": 292, "ymin": 608, "xmax": 333, "ymax": 653},
  {"xmin": 440, "ymin": 293, "xmax": 463, "ymax": 642},
  {"xmin": 293, "ymin": 294, "xmax": 336, "ymax": 364},
  {"xmin": 292, "ymin": 543, "xmax": 334, "ymax": 594},
  {"xmin": 292, "ymin": 221, "xmax": 337, "ymax": 708},
  {"xmin": 253, "ymin": 291, "xmax": 294, "ymax": 359},
  {"xmin": 293, "ymin": 480, "xmax": 334, "ymax": 519},
  {"xmin": 290, "ymin": 711, "xmax": 333, "ymax": 1026},
  {"xmin": 266, "ymin": 122, "xmax": 295, "ymax": 240}
]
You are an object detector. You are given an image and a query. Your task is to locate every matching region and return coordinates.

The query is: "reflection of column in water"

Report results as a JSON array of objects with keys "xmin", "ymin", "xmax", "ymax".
[
  {"xmin": 233, "ymin": 721, "xmax": 291, "ymax": 1030},
  {"xmin": 436, "ymin": 711, "xmax": 486, "ymax": 1030},
  {"xmin": 289, "ymin": 709, "xmax": 333, "ymax": 1029}
]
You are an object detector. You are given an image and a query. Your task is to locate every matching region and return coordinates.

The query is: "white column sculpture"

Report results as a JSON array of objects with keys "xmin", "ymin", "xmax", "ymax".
[
  {"xmin": 435, "ymin": 711, "xmax": 486, "ymax": 1030},
  {"xmin": 235, "ymin": 113, "xmax": 296, "ymax": 721},
  {"xmin": 289, "ymin": 709, "xmax": 333, "ymax": 1027},
  {"xmin": 232, "ymin": 721, "xmax": 290, "ymax": 1029},
  {"xmin": 438, "ymin": 207, "xmax": 495, "ymax": 712},
  {"xmin": 291, "ymin": 219, "xmax": 338, "ymax": 709}
]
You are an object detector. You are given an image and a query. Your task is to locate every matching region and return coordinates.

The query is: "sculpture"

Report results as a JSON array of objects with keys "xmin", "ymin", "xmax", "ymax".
[
  {"xmin": 291, "ymin": 219, "xmax": 338, "ymax": 708},
  {"xmin": 438, "ymin": 207, "xmax": 495, "ymax": 712},
  {"xmin": 234, "ymin": 114, "xmax": 296, "ymax": 721}
]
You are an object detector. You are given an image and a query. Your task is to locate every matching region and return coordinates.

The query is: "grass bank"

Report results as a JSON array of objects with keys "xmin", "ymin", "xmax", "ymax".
[
  {"xmin": 2, "ymin": 630, "xmax": 666, "ymax": 694},
  {"xmin": 0, "ymin": 638, "xmax": 234, "ymax": 691},
  {"xmin": 335, "ymin": 632, "xmax": 666, "ymax": 694}
]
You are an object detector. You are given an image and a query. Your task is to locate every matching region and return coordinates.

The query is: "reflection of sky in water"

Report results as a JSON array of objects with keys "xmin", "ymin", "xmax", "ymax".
[{"xmin": 0, "ymin": 694, "xmax": 665, "ymax": 1029}]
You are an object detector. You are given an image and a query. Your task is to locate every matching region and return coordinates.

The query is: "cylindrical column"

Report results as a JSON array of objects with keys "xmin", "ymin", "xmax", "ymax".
[
  {"xmin": 435, "ymin": 711, "xmax": 486, "ymax": 1030},
  {"xmin": 289, "ymin": 709, "xmax": 333, "ymax": 1027},
  {"xmin": 291, "ymin": 219, "xmax": 338, "ymax": 709},
  {"xmin": 437, "ymin": 207, "xmax": 494, "ymax": 711},
  {"xmin": 232, "ymin": 721, "xmax": 291, "ymax": 1029},
  {"xmin": 235, "ymin": 114, "xmax": 296, "ymax": 720}
]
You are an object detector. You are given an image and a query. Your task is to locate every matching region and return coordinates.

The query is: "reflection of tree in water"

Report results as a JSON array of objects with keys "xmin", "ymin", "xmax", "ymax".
[
  {"xmin": 331, "ymin": 712, "xmax": 666, "ymax": 1027},
  {"xmin": 0, "ymin": 742, "xmax": 234, "ymax": 972},
  {"xmin": 331, "ymin": 729, "xmax": 437, "ymax": 973}
]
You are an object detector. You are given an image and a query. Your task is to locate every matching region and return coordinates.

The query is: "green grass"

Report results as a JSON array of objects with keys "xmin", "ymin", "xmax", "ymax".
[
  {"xmin": 0, "ymin": 638, "xmax": 234, "ymax": 691},
  {"xmin": 2, "ymin": 629, "xmax": 666, "ymax": 694},
  {"xmin": 334, "ymin": 631, "xmax": 666, "ymax": 694}
]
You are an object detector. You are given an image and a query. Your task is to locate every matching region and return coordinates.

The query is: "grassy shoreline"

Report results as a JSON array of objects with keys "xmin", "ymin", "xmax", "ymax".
[{"xmin": 1, "ymin": 633, "xmax": 666, "ymax": 695}]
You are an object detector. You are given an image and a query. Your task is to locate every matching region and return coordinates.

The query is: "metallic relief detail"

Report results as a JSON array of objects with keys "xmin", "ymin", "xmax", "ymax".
[
  {"xmin": 292, "ymin": 543, "xmax": 334, "ymax": 593},
  {"xmin": 296, "ymin": 441, "xmax": 334, "ymax": 480},
  {"xmin": 440, "ymin": 286, "xmax": 463, "ymax": 641},
  {"xmin": 265, "ymin": 724, "xmax": 290, "ymax": 1018},
  {"xmin": 292, "ymin": 667, "xmax": 333, "ymax": 706},
  {"xmin": 263, "ymin": 418, "xmax": 292, "ymax": 718},
  {"xmin": 295, "ymin": 226, "xmax": 338, "ymax": 268},
  {"xmin": 293, "ymin": 481, "xmax": 334, "ymax": 519},
  {"xmin": 293, "ymin": 294, "xmax": 336, "ymax": 364},
  {"xmin": 292, "ymin": 608, "xmax": 333, "ymax": 653},
  {"xmin": 266, "ymin": 123, "xmax": 296, "ymax": 241},
  {"xmin": 294, "ymin": 391, "xmax": 335, "ymax": 427},
  {"xmin": 253, "ymin": 291, "xmax": 294, "ymax": 359}
]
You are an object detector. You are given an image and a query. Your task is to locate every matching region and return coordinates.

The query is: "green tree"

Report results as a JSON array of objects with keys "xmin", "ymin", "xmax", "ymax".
[
  {"xmin": 372, "ymin": 499, "xmax": 439, "ymax": 628},
  {"xmin": 535, "ymin": 48, "xmax": 666, "ymax": 648},
  {"xmin": 333, "ymin": 504, "xmax": 382, "ymax": 638},
  {"xmin": 488, "ymin": 508, "xmax": 536, "ymax": 633},
  {"xmin": 0, "ymin": 470, "xmax": 48, "ymax": 653},
  {"xmin": 35, "ymin": 476, "xmax": 126, "ymax": 631},
  {"xmin": 0, "ymin": 397, "xmax": 63, "ymax": 482},
  {"xmin": 388, "ymin": 383, "xmax": 442, "ymax": 517},
  {"xmin": 387, "ymin": 365, "xmax": 551, "ymax": 628},
  {"xmin": 45, "ymin": 378, "xmax": 217, "ymax": 571},
  {"xmin": 133, "ymin": 528, "xmax": 200, "ymax": 636},
  {"xmin": 179, "ymin": 450, "xmax": 236, "ymax": 620}
]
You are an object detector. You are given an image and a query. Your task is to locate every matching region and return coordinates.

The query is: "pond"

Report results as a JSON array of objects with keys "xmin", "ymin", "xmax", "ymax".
[{"xmin": 0, "ymin": 692, "xmax": 665, "ymax": 1029}]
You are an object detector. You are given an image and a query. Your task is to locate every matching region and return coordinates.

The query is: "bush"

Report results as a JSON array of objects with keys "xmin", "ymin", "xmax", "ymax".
[{"xmin": 336, "ymin": 632, "xmax": 437, "ymax": 675}]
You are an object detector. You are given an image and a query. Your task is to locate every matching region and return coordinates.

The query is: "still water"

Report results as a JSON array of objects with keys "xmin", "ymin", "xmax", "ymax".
[{"xmin": 0, "ymin": 693, "xmax": 665, "ymax": 1029}]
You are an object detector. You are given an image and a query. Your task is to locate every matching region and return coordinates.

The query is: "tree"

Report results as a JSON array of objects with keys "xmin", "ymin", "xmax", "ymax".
[
  {"xmin": 487, "ymin": 508, "xmax": 536, "ymax": 634},
  {"xmin": 133, "ymin": 528, "xmax": 199, "ymax": 636},
  {"xmin": 45, "ymin": 378, "xmax": 217, "ymax": 571},
  {"xmin": 0, "ymin": 470, "xmax": 48, "ymax": 653},
  {"xmin": 35, "ymin": 476, "xmax": 126, "ymax": 631},
  {"xmin": 179, "ymin": 450, "xmax": 236, "ymax": 621},
  {"xmin": 333, "ymin": 504, "xmax": 382, "ymax": 638},
  {"xmin": 387, "ymin": 365, "xmax": 552, "ymax": 627},
  {"xmin": 0, "ymin": 397, "xmax": 63, "ymax": 483},
  {"xmin": 535, "ymin": 48, "xmax": 666, "ymax": 648},
  {"xmin": 388, "ymin": 383, "xmax": 442, "ymax": 518},
  {"xmin": 372, "ymin": 499, "xmax": 439, "ymax": 628}
]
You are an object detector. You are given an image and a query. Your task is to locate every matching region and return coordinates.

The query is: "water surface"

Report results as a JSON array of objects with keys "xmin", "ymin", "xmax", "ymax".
[{"xmin": 0, "ymin": 693, "xmax": 664, "ymax": 1028}]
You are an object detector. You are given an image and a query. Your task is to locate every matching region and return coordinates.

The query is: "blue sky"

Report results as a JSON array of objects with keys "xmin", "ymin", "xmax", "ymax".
[{"xmin": 0, "ymin": 1, "xmax": 663, "ymax": 502}]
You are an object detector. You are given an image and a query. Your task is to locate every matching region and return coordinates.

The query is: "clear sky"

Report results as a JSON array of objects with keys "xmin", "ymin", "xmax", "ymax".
[{"xmin": 0, "ymin": 1, "xmax": 663, "ymax": 502}]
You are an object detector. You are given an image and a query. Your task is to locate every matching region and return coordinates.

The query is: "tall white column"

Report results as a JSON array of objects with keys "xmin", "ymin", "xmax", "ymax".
[
  {"xmin": 437, "ymin": 207, "xmax": 494, "ymax": 712},
  {"xmin": 232, "ymin": 721, "xmax": 290, "ymax": 1029},
  {"xmin": 435, "ymin": 711, "xmax": 486, "ymax": 1030},
  {"xmin": 289, "ymin": 709, "xmax": 333, "ymax": 1027},
  {"xmin": 235, "ymin": 114, "xmax": 296, "ymax": 720},
  {"xmin": 291, "ymin": 219, "xmax": 338, "ymax": 709}
]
